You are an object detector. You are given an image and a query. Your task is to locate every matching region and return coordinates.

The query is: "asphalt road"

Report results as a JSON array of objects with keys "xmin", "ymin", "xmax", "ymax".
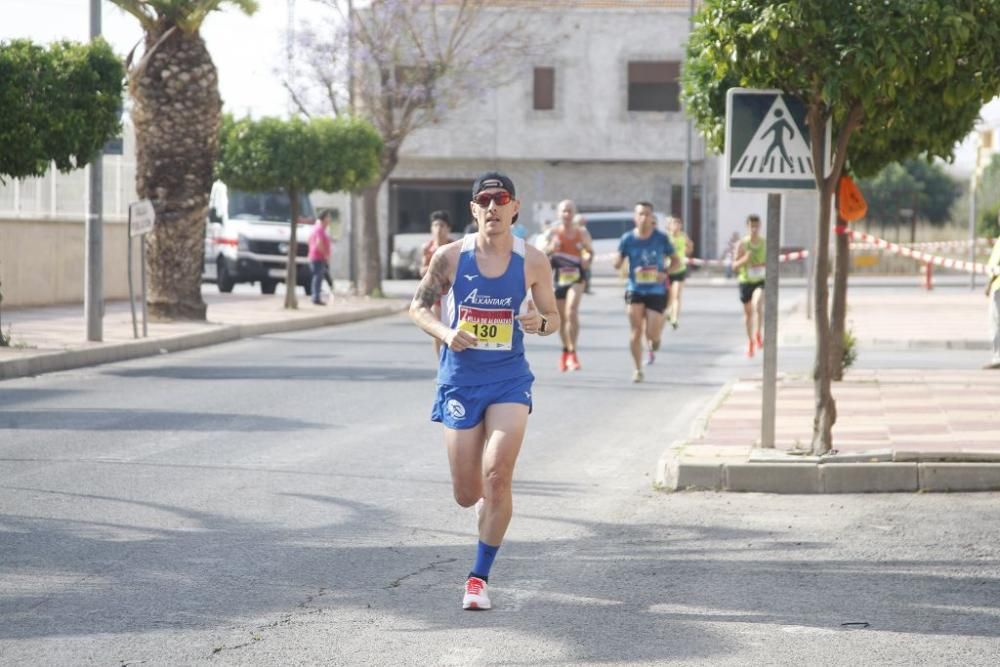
[{"xmin": 1, "ymin": 281, "xmax": 998, "ymax": 665}]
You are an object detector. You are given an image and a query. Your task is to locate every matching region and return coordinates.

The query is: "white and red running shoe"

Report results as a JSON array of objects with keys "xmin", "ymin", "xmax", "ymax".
[{"xmin": 462, "ymin": 576, "xmax": 491, "ymax": 610}]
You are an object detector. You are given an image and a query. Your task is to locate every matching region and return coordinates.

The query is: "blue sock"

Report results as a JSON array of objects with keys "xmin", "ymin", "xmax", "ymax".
[{"xmin": 470, "ymin": 540, "xmax": 500, "ymax": 582}]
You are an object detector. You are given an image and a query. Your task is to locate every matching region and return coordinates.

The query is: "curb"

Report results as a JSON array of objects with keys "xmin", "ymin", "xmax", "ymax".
[
  {"xmin": 658, "ymin": 379, "xmax": 1000, "ymax": 494},
  {"xmin": 0, "ymin": 302, "xmax": 406, "ymax": 381},
  {"xmin": 659, "ymin": 456, "xmax": 1000, "ymax": 494},
  {"xmin": 779, "ymin": 333, "xmax": 989, "ymax": 351}
]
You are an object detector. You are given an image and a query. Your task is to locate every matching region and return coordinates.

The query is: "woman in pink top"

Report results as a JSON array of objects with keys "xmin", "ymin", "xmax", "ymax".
[{"xmin": 308, "ymin": 210, "xmax": 334, "ymax": 305}]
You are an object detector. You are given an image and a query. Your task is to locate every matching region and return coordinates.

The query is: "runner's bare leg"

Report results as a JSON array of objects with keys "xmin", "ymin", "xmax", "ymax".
[
  {"xmin": 628, "ymin": 303, "xmax": 646, "ymax": 372},
  {"xmin": 478, "ymin": 403, "xmax": 529, "ymax": 545},
  {"xmin": 565, "ymin": 283, "xmax": 584, "ymax": 352}
]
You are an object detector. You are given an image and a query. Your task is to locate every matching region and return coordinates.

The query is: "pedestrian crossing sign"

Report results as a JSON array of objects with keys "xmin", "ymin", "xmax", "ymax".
[{"xmin": 724, "ymin": 88, "xmax": 830, "ymax": 191}]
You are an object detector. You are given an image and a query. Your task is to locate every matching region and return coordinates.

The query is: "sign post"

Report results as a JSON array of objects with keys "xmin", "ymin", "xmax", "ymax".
[
  {"xmin": 127, "ymin": 200, "xmax": 155, "ymax": 339},
  {"xmin": 725, "ymin": 88, "xmax": 829, "ymax": 449}
]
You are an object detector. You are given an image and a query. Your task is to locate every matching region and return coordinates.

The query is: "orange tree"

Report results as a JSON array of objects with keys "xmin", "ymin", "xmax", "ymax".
[
  {"xmin": 216, "ymin": 114, "xmax": 382, "ymax": 309},
  {"xmin": 683, "ymin": 0, "xmax": 1000, "ymax": 453},
  {"xmin": 0, "ymin": 38, "xmax": 123, "ymax": 344}
]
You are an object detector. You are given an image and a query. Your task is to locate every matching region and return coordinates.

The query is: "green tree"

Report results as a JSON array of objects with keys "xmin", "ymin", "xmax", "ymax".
[
  {"xmin": 110, "ymin": 0, "xmax": 258, "ymax": 321},
  {"xmin": 0, "ymin": 39, "xmax": 123, "ymax": 342},
  {"xmin": 683, "ymin": 0, "xmax": 1000, "ymax": 453},
  {"xmin": 857, "ymin": 163, "xmax": 923, "ymax": 228},
  {"xmin": 0, "ymin": 39, "xmax": 123, "ymax": 180},
  {"xmin": 857, "ymin": 160, "xmax": 959, "ymax": 230},
  {"xmin": 286, "ymin": 1, "xmax": 547, "ymax": 295},
  {"xmin": 216, "ymin": 114, "xmax": 382, "ymax": 309},
  {"xmin": 903, "ymin": 160, "xmax": 959, "ymax": 225}
]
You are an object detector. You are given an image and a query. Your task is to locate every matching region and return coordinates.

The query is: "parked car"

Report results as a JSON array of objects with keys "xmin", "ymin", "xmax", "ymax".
[{"xmin": 202, "ymin": 181, "xmax": 317, "ymax": 295}]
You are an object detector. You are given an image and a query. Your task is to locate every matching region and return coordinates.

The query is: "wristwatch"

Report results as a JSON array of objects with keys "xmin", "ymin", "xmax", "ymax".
[{"xmin": 538, "ymin": 315, "xmax": 548, "ymax": 334}]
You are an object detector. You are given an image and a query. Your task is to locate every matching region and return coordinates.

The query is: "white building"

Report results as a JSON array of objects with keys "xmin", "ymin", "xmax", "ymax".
[{"xmin": 372, "ymin": 0, "xmax": 718, "ymax": 277}]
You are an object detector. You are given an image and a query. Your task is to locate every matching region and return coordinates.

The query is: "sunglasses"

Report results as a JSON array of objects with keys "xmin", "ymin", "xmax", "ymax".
[{"xmin": 472, "ymin": 191, "xmax": 512, "ymax": 207}]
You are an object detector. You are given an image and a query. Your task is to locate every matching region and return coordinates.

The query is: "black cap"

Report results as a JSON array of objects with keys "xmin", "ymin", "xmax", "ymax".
[{"xmin": 472, "ymin": 171, "xmax": 516, "ymax": 198}]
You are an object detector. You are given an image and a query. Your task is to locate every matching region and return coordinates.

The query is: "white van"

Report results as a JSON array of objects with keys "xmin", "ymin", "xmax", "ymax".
[{"xmin": 203, "ymin": 181, "xmax": 317, "ymax": 295}]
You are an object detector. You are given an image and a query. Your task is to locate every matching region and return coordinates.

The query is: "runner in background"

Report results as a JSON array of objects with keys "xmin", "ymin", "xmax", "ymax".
[
  {"xmin": 545, "ymin": 200, "xmax": 593, "ymax": 372},
  {"xmin": 574, "ymin": 213, "xmax": 594, "ymax": 294},
  {"xmin": 664, "ymin": 216, "xmax": 694, "ymax": 331},
  {"xmin": 420, "ymin": 210, "xmax": 453, "ymax": 358},
  {"xmin": 613, "ymin": 201, "xmax": 678, "ymax": 382},
  {"xmin": 731, "ymin": 214, "xmax": 766, "ymax": 358}
]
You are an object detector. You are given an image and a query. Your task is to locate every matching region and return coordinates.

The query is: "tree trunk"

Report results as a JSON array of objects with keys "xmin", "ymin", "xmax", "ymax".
[
  {"xmin": 829, "ymin": 190, "xmax": 850, "ymax": 381},
  {"xmin": 812, "ymin": 179, "xmax": 838, "ymax": 454},
  {"xmin": 131, "ymin": 24, "xmax": 220, "ymax": 321},
  {"xmin": 286, "ymin": 188, "xmax": 300, "ymax": 310},
  {"xmin": 359, "ymin": 183, "xmax": 382, "ymax": 296}
]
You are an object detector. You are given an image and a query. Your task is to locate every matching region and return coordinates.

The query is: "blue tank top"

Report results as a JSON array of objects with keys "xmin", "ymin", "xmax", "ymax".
[
  {"xmin": 437, "ymin": 235, "xmax": 533, "ymax": 386},
  {"xmin": 618, "ymin": 229, "xmax": 674, "ymax": 295}
]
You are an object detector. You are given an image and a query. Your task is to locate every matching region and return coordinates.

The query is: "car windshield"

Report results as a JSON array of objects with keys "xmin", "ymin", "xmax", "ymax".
[
  {"xmin": 585, "ymin": 218, "xmax": 633, "ymax": 240},
  {"xmin": 228, "ymin": 190, "xmax": 314, "ymax": 222}
]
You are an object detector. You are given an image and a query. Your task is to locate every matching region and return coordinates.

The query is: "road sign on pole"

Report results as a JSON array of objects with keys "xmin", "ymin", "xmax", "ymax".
[
  {"xmin": 129, "ymin": 199, "xmax": 155, "ymax": 237},
  {"xmin": 724, "ymin": 88, "xmax": 829, "ymax": 449},
  {"xmin": 725, "ymin": 88, "xmax": 829, "ymax": 192},
  {"xmin": 127, "ymin": 200, "xmax": 155, "ymax": 339}
]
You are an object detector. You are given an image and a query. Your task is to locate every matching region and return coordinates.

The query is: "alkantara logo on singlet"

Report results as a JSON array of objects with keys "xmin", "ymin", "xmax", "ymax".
[{"xmin": 458, "ymin": 288, "xmax": 515, "ymax": 350}]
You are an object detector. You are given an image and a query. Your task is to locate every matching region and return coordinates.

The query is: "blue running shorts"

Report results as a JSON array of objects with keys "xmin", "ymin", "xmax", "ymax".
[{"xmin": 431, "ymin": 375, "xmax": 534, "ymax": 429}]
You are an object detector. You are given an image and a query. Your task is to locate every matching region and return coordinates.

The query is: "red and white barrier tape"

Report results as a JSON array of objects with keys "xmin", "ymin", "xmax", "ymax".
[
  {"xmin": 687, "ymin": 249, "xmax": 810, "ymax": 266},
  {"xmin": 851, "ymin": 237, "xmax": 996, "ymax": 252},
  {"xmin": 842, "ymin": 228, "xmax": 999, "ymax": 275},
  {"xmin": 594, "ymin": 232, "xmax": 999, "ymax": 275}
]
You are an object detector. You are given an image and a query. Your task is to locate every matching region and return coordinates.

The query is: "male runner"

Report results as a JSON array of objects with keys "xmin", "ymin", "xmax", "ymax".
[
  {"xmin": 731, "ymin": 214, "xmax": 766, "ymax": 358},
  {"xmin": 410, "ymin": 171, "xmax": 559, "ymax": 610},
  {"xmin": 420, "ymin": 210, "xmax": 453, "ymax": 357},
  {"xmin": 545, "ymin": 199, "xmax": 593, "ymax": 371},
  {"xmin": 664, "ymin": 215, "xmax": 694, "ymax": 330},
  {"xmin": 613, "ymin": 202, "xmax": 678, "ymax": 382}
]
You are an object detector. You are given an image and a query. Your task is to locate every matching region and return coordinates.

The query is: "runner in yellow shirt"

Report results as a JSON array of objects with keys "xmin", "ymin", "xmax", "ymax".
[
  {"xmin": 664, "ymin": 215, "xmax": 694, "ymax": 331},
  {"xmin": 731, "ymin": 214, "xmax": 766, "ymax": 358}
]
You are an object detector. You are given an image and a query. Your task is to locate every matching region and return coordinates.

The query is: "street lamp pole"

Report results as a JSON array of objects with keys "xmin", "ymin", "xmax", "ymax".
[
  {"xmin": 86, "ymin": 0, "xmax": 103, "ymax": 341},
  {"xmin": 347, "ymin": 0, "xmax": 357, "ymax": 291},
  {"xmin": 682, "ymin": 0, "xmax": 694, "ymax": 231}
]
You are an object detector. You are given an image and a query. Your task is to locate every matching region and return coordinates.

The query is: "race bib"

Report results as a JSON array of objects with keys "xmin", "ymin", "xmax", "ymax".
[
  {"xmin": 557, "ymin": 266, "xmax": 581, "ymax": 287},
  {"xmin": 635, "ymin": 265, "xmax": 660, "ymax": 285},
  {"xmin": 747, "ymin": 266, "xmax": 766, "ymax": 281},
  {"xmin": 457, "ymin": 306, "xmax": 514, "ymax": 351}
]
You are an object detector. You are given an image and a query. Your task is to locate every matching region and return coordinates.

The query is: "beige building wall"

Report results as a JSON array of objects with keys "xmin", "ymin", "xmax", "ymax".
[{"xmin": 0, "ymin": 218, "xmax": 142, "ymax": 308}]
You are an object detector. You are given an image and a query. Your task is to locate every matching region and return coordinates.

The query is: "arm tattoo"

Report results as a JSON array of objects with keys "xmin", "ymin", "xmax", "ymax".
[{"xmin": 414, "ymin": 251, "xmax": 450, "ymax": 309}]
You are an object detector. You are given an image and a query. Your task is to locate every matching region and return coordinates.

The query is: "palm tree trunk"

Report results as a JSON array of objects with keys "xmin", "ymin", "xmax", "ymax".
[{"xmin": 131, "ymin": 24, "xmax": 220, "ymax": 321}]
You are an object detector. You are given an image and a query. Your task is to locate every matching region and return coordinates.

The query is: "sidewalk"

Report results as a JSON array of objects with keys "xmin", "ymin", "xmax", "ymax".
[
  {"xmin": 659, "ymin": 287, "xmax": 1000, "ymax": 493},
  {"xmin": 0, "ymin": 290, "xmax": 409, "ymax": 381}
]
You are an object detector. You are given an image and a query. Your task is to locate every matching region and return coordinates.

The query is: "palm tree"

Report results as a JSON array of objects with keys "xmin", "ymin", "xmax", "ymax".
[{"xmin": 111, "ymin": 0, "xmax": 258, "ymax": 320}]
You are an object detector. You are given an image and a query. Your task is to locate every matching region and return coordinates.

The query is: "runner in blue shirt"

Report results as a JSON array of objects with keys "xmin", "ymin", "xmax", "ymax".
[
  {"xmin": 410, "ymin": 171, "xmax": 560, "ymax": 611},
  {"xmin": 613, "ymin": 201, "xmax": 679, "ymax": 382}
]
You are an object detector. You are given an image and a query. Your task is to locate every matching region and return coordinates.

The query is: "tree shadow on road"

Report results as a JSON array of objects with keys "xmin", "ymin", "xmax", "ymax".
[{"xmin": 2, "ymin": 486, "xmax": 998, "ymax": 664}]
